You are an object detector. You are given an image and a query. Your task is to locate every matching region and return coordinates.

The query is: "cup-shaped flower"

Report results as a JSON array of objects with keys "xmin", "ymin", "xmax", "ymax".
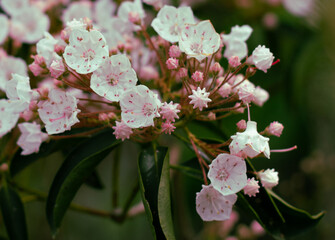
[
  {"xmin": 38, "ymin": 89, "xmax": 81, "ymax": 134},
  {"xmin": 196, "ymin": 184, "xmax": 237, "ymax": 221},
  {"xmin": 5, "ymin": 73, "xmax": 32, "ymax": 104},
  {"xmin": 91, "ymin": 54, "xmax": 138, "ymax": 102},
  {"xmin": 208, "ymin": 153, "xmax": 247, "ymax": 195},
  {"xmin": 179, "ymin": 20, "xmax": 220, "ymax": 61},
  {"xmin": 0, "ymin": 99, "xmax": 20, "ymax": 137},
  {"xmin": 64, "ymin": 28, "xmax": 109, "ymax": 74},
  {"xmin": 229, "ymin": 121, "xmax": 270, "ymax": 159},
  {"xmin": 222, "ymin": 25, "xmax": 253, "ymax": 59},
  {"xmin": 151, "ymin": 5, "xmax": 195, "ymax": 43},
  {"xmin": 120, "ymin": 85, "xmax": 161, "ymax": 128},
  {"xmin": 17, "ymin": 122, "xmax": 48, "ymax": 155}
]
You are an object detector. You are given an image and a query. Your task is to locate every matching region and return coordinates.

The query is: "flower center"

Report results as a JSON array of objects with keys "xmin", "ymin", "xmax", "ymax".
[
  {"xmin": 142, "ymin": 103, "xmax": 155, "ymax": 116},
  {"xmin": 216, "ymin": 168, "xmax": 229, "ymax": 181},
  {"xmin": 190, "ymin": 43, "xmax": 202, "ymax": 54},
  {"xmin": 83, "ymin": 49, "xmax": 96, "ymax": 61}
]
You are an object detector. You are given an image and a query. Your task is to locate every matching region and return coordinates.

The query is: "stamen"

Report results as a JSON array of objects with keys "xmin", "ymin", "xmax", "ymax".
[{"xmin": 271, "ymin": 145, "xmax": 297, "ymax": 153}]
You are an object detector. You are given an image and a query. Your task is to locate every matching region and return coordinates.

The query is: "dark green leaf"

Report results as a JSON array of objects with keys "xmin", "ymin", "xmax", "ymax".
[
  {"xmin": 170, "ymin": 157, "xmax": 203, "ymax": 182},
  {"xmin": 236, "ymin": 159, "xmax": 324, "ymax": 239},
  {"xmin": 46, "ymin": 129, "xmax": 120, "ymax": 234},
  {"xmin": 10, "ymin": 127, "xmax": 100, "ymax": 176},
  {"xmin": 138, "ymin": 144, "xmax": 168, "ymax": 240},
  {"xmin": 0, "ymin": 184, "xmax": 28, "ymax": 240},
  {"xmin": 83, "ymin": 169, "xmax": 104, "ymax": 190},
  {"xmin": 158, "ymin": 151, "xmax": 176, "ymax": 240}
]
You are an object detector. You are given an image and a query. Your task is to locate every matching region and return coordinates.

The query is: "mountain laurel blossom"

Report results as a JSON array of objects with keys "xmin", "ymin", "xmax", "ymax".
[
  {"xmin": 230, "ymin": 121, "xmax": 270, "ymax": 159},
  {"xmin": 196, "ymin": 184, "xmax": 238, "ymax": 221},
  {"xmin": 189, "ymin": 87, "xmax": 212, "ymax": 111},
  {"xmin": 208, "ymin": 153, "xmax": 247, "ymax": 196},
  {"xmin": 258, "ymin": 169, "xmax": 279, "ymax": 189}
]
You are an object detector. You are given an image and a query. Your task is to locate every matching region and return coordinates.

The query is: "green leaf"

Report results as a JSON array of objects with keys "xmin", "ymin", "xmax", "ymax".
[
  {"xmin": 158, "ymin": 151, "xmax": 176, "ymax": 240},
  {"xmin": 170, "ymin": 157, "xmax": 203, "ymax": 182},
  {"xmin": 83, "ymin": 169, "xmax": 104, "ymax": 190},
  {"xmin": 138, "ymin": 144, "xmax": 170, "ymax": 240},
  {"xmin": 46, "ymin": 129, "xmax": 120, "ymax": 234},
  {"xmin": 0, "ymin": 184, "xmax": 28, "ymax": 240},
  {"xmin": 236, "ymin": 159, "xmax": 325, "ymax": 239}
]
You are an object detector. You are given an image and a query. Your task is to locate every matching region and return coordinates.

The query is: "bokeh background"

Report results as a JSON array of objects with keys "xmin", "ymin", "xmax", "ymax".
[{"xmin": 1, "ymin": 0, "xmax": 335, "ymax": 239}]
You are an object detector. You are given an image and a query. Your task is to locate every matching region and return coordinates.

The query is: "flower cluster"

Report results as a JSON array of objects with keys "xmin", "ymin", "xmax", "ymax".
[{"xmin": 0, "ymin": 0, "xmax": 295, "ymax": 226}]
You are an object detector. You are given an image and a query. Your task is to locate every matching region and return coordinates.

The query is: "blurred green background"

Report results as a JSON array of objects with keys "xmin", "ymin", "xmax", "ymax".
[{"xmin": 2, "ymin": 0, "xmax": 335, "ymax": 239}]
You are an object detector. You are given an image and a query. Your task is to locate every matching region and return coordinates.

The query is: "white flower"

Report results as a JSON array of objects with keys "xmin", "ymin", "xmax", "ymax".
[
  {"xmin": 5, "ymin": 74, "xmax": 32, "ymax": 104},
  {"xmin": 160, "ymin": 101, "xmax": 180, "ymax": 122},
  {"xmin": 62, "ymin": 1, "xmax": 92, "ymax": 24},
  {"xmin": 218, "ymin": 83, "xmax": 232, "ymax": 98},
  {"xmin": 222, "ymin": 25, "xmax": 253, "ymax": 59},
  {"xmin": 196, "ymin": 184, "xmax": 237, "ymax": 221},
  {"xmin": 229, "ymin": 121, "xmax": 270, "ymax": 159},
  {"xmin": 49, "ymin": 59, "xmax": 65, "ymax": 78},
  {"xmin": 63, "ymin": 29, "xmax": 109, "ymax": 74},
  {"xmin": 0, "ymin": 99, "xmax": 20, "ymax": 137},
  {"xmin": 208, "ymin": 153, "xmax": 247, "ymax": 196},
  {"xmin": 9, "ymin": 6, "xmax": 50, "ymax": 44},
  {"xmin": 0, "ymin": 0, "xmax": 29, "ymax": 16},
  {"xmin": 243, "ymin": 177, "xmax": 260, "ymax": 197},
  {"xmin": 234, "ymin": 79, "xmax": 256, "ymax": 104},
  {"xmin": 38, "ymin": 89, "xmax": 81, "ymax": 135},
  {"xmin": 94, "ymin": 0, "xmax": 116, "ymax": 27},
  {"xmin": 0, "ymin": 55, "xmax": 28, "ymax": 91},
  {"xmin": 252, "ymin": 86, "xmax": 269, "ymax": 106},
  {"xmin": 91, "ymin": 54, "xmax": 138, "ymax": 102},
  {"xmin": 0, "ymin": 14, "xmax": 9, "ymax": 45},
  {"xmin": 36, "ymin": 32, "xmax": 59, "ymax": 67},
  {"xmin": 248, "ymin": 45, "xmax": 274, "ymax": 73},
  {"xmin": 117, "ymin": 0, "xmax": 145, "ymax": 30},
  {"xmin": 17, "ymin": 122, "xmax": 48, "ymax": 155},
  {"xmin": 189, "ymin": 87, "xmax": 212, "ymax": 111},
  {"xmin": 282, "ymin": 0, "xmax": 314, "ymax": 17},
  {"xmin": 258, "ymin": 169, "xmax": 279, "ymax": 189},
  {"xmin": 151, "ymin": 5, "xmax": 195, "ymax": 43},
  {"xmin": 179, "ymin": 20, "xmax": 221, "ymax": 61},
  {"xmin": 120, "ymin": 85, "xmax": 161, "ymax": 128},
  {"xmin": 112, "ymin": 120, "xmax": 133, "ymax": 141}
]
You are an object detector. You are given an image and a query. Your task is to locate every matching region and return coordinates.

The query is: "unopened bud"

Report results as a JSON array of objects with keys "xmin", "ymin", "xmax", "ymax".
[
  {"xmin": 210, "ymin": 62, "xmax": 222, "ymax": 75},
  {"xmin": 166, "ymin": 58, "xmax": 178, "ymax": 70},
  {"xmin": 229, "ymin": 56, "xmax": 241, "ymax": 68},
  {"xmin": 177, "ymin": 67, "xmax": 188, "ymax": 79},
  {"xmin": 169, "ymin": 45, "xmax": 181, "ymax": 58},
  {"xmin": 192, "ymin": 71, "xmax": 203, "ymax": 82}
]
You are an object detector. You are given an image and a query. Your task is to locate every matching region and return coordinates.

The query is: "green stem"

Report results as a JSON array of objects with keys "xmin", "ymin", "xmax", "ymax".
[{"xmin": 112, "ymin": 146, "xmax": 121, "ymax": 209}]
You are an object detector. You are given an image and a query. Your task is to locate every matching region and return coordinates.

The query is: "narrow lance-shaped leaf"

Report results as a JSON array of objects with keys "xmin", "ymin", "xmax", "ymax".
[
  {"xmin": 138, "ymin": 144, "xmax": 170, "ymax": 239},
  {"xmin": 236, "ymin": 159, "xmax": 325, "ymax": 239},
  {"xmin": 0, "ymin": 183, "xmax": 28, "ymax": 240},
  {"xmin": 46, "ymin": 129, "xmax": 121, "ymax": 234},
  {"xmin": 158, "ymin": 151, "xmax": 176, "ymax": 240},
  {"xmin": 10, "ymin": 127, "xmax": 100, "ymax": 176}
]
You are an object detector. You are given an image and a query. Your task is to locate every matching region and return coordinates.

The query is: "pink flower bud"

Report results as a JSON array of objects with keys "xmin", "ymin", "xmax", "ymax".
[
  {"xmin": 0, "ymin": 163, "xmax": 8, "ymax": 172},
  {"xmin": 250, "ymin": 221, "xmax": 265, "ymax": 235},
  {"xmin": 29, "ymin": 62, "xmax": 45, "ymax": 76},
  {"xmin": 29, "ymin": 100, "xmax": 38, "ymax": 110},
  {"xmin": 166, "ymin": 57, "xmax": 178, "ymax": 70},
  {"xmin": 124, "ymin": 43, "xmax": 133, "ymax": 53},
  {"xmin": 207, "ymin": 112, "xmax": 216, "ymax": 120},
  {"xmin": 210, "ymin": 62, "xmax": 222, "ymax": 75},
  {"xmin": 236, "ymin": 119, "xmax": 247, "ymax": 131},
  {"xmin": 98, "ymin": 113, "xmax": 109, "ymax": 121},
  {"xmin": 192, "ymin": 71, "xmax": 203, "ymax": 82},
  {"xmin": 61, "ymin": 29, "xmax": 69, "ymax": 42},
  {"xmin": 117, "ymin": 43, "xmax": 125, "ymax": 52},
  {"xmin": 128, "ymin": 11, "xmax": 141, "ymax": 25},
  {"xmin": 161, "ymin": 121, "xmax": 176, "ymax": 135},
  {"xmin": 140, "ymin": 66, "xmax": 159, "ymax": 81},
  {"xmin": 33, "ymin": 55, "xmax": 45, "ymax": 65},
  {"xmin": 177, "ymin": 67, "xmax": 188, "ymax": 79},
  {"xmin": 229, "ymin": 56, "xmax": 241, "ymax": 68},
  {"xmin": 267, "ymin": 121, "xmax": 284, "ymax": 137},
  {"xmin": 20, "ymin": 110, "xmax": 34, "ymax": 121},
  {"xmin": 169, "ymin": 45, "xmax": 181, "ymax": 58},
  {"xmin": 50, "ymin": 59, "xmax": 65, "ymax": 78},
  {"xmin": 54, "ymin": 44, "xmax": 65, "ymax": 54},
  {"xmin": 110, "ymin": 47, "xmax": 118, "ymax": 55}
]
